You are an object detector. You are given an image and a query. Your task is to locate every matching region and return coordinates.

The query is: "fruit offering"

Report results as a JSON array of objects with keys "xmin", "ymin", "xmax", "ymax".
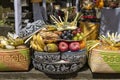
[
  {"xmin": 50, "ymin": 11, "xmax": 82, "ymax": 31},
  {"xmin": 80, "ymin": 0, "xmax": 97, "ymax": 22},
  {"xmin": 58, "ymin": 41, "xmax": 69, "ymax": 52},
  {"xmin": 30, "ymin": 24, "xmax": 86, "ymax": 52},
  {"xmin": 87, "ymin": 32, "xmax": 120, "ymax": 51},
  {"xmin": 0, "ymin": 33, "xmax": 26, "ymax": 49},
  {"xmin": 69, "ymin": 41, "xmax": 80, "ymax": 52},
  {"xmin": 60, "ymin": 28, "xmax": 84, "ymax": 41},
  {"xmin": 60, "ymin": 30, "xmax": 73, "ymax": 40},
  {"xmin": 44, "ymin": 43, "xmax": 58, "ymax": 52},
  {"xmin": 30, "ymin": 12, "xmax": 86, "ymax": 53},
  {"xmin": 100, "ymin": 32, "xmax": 120, "ymax": 47}
]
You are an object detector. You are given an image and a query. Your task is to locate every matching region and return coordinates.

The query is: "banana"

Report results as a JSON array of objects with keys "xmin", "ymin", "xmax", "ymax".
[
  {"xmin": 36, "ymin": 44, "xmax": 44, "ymax": 52},
  {"xmin": 30, "ymin": 41, "xmax": 37, "ymax": 50},
  {"xmin": 36, "ymin": 33, "xmax": 45, "ymax": 48},
  {"xmin": 32, "ymin": 34, "xmax": 37, "ymax": 41},
  {"xmin": 30, "ymin": 40, "xmax": 44, "ymax": 52}
]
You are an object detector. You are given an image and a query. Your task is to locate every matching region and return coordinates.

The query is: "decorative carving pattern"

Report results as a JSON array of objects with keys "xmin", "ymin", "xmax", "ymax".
[{"xmin": 32, "ymin": 49, "xmax": 86, "ymax": 74}]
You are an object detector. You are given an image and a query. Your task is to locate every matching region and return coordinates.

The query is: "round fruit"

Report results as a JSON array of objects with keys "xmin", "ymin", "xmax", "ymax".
[
  {"xmin": 76, "ymin": 28, "xmax": 82, "ymax": 33},
  {"xmin": 80, "ymin": 41, "xmax": 86, "ymax": 49},
  {"xmin": 78, "ymin": 36, "xmax": 83, "ymax": 40},
  {"xmin": 72, "ymin": 30, "xmax": 77, "ymax": 35},
  {"xmin": 72, "ymin": 36, "xmax": 78, "ymax": 41},
  {"xmin": 63, "ymin": 36, "xmax": 68, "ymax": 39},
  {"xmin": 76, "ymin": 33, "xmax": 81, "ymax": 37},
  {"xmin": 69, "ymin": 42, "xmax": 80, "ymax": 51},
  {"xmin": 44, "ymin": 43, "xmax": 58, "ymax": 52},
  {"xmin": 68, "ymin": 30, "xmax": 72, "ymax": 33},
  {"xmin": 59, "ymin": 41, "xmax": 69, "ymax": 52},
  {"xmin": 63, "ymin": 30, "xmax": 67, "ymax": 34}
]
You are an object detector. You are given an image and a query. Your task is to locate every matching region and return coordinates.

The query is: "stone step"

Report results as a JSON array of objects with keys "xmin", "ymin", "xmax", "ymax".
[
  {"xmin": 0, "ymin": 65, "xmax": 120, "ymax": 80},
  {"xmin": 0, "ymin": 66, "xmax": 92, "ymax": 80}
]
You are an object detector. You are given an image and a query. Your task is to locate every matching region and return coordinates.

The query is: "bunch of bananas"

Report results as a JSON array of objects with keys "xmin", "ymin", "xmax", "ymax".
[{"xmin": 30, "ymin": 33, "xmax": 45, "ymax": 52}]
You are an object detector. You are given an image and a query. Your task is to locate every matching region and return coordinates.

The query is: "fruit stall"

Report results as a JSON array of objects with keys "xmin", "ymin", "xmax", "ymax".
[{"xmin": 0, "ymin": 0, "xmax": 120, "ymax": 79}]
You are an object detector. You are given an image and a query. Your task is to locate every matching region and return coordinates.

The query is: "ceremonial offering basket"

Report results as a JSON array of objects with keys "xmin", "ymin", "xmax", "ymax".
[
  {"xmin": 0, "ymin": 48, "xmax": 30, "ymax": 71},
  {"xmin": 89, "ymin": 49, "xmax": 120, "ymax": 73}
]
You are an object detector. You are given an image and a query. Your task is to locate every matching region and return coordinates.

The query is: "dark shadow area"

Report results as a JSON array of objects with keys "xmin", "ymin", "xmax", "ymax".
[
  {"xmin": 28, "ymin": 48, "xmax": 34, "ymax": 71},
  {"xmin": 93, "ymin": 73, "xmax": 120, "ymax": 79},
  {"xmin": 0, "ymin": 26, "xmax": 14, "ymax": 36},
  {"xmin": 0, "ymin": 0, "xmax": 14, "ymax": 9}
]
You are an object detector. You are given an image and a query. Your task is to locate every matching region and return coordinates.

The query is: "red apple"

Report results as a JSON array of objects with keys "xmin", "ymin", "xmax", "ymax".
[
  {"xmin": 69, "ymin": 42, "xmax": 80, "ymax": 51},
  {"xmin": 59, "ymin": 42, "xmax": 69, "ymax": 52}
]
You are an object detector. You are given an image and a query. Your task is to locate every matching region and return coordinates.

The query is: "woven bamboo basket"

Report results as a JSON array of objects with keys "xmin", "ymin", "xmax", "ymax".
[
  {"xmin": 89, "ymin": 49, "xmax": 120, "ymax": 73},
  {"xmin": 0, "ymin": 48, "xmax": 30, "ymax": 71}
]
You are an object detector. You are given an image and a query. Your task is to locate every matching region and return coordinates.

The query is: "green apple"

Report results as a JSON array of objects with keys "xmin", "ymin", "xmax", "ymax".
[
  {"xmin": 80, "ymin": 32, "xmax": 84, "ymax": 37},
  {"xmin": 78, "ymin": 36, "xmax": 83, "ymax": 40},
  {"xmin": 72, "ymin": 36, "xmax": 78, "ymax": 41},
  {"xmin": 76, "ymin": 33, "xmax": 81, "ymax": 37}
]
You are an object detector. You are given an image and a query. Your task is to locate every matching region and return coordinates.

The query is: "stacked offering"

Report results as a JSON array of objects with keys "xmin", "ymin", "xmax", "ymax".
[
  {"xmin": 30, "ymin": 13, "xmax": 87, "ymax": 74},
  {"xmin": 0, "ymin": 33, "xmax": 30, "ymax": 71},
  {"xmin": 87, "ymin": 32, "xmax": 120, "ymax": 73}
]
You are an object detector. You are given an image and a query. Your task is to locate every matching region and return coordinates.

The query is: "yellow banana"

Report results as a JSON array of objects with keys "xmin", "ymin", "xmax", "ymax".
[
  {"xmin": 30, "ymin": 41, "xmax": 37, "ymax": 50},
  {"xmin": 30, "ymin": 40, "xmax": 44, "ymax": 52},
  {"xmin": 32, "ymin": 34, "xmax": 37, "ymax": 41},
  {"xmin": 36, "ymin": 33, "xmax": 45, "ymax": 48},
  {"xmin": 36, "ymin": 44, "xmax": 44, "ymax": 52}
]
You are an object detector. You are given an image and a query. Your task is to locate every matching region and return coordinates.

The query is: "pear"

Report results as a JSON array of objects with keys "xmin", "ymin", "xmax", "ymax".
[{"xmin": 44, "ymin": 43, "xmax": 58, "ymax": 52}]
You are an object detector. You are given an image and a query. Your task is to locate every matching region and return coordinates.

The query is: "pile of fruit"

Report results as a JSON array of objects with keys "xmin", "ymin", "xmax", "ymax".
[
  {"xmin": 30, "ymin": 12, "xmax": 86, "ymax": 53},
  {"xmin": 30, "ymin": 26, "xmax": 86, "ymax": 53},
  {"xmin": 0, "ymin": 32, "xmax": 26, "ymax": 49}
]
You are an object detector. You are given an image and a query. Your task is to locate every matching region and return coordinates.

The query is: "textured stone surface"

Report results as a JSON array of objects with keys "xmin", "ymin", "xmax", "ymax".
[
  {"xmin": 0, "ymin": 65, "xmax": 120, "ymax": 80},
  {"xmin": 0, "ymin": 66, "xmax": 92, "ymax": 80}
]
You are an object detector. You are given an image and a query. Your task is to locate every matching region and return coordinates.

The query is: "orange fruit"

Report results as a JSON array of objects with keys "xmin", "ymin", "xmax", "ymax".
[{"xmin": 80, "ymin": 40, "xmax": 86, "ymax": 49}]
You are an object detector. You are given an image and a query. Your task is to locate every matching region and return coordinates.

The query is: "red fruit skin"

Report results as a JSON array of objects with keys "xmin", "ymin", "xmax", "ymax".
[
  {"xmin": 59, "ymin": 42, "xmax": 69, "ymax": 52},
  {"xmin": 69, "ymin": 42, "xmax": 80, "ymax": 51},
  {"xmin": 77, "ymin": 28, "xmax": 82, "ymax": 33},
  {"xmin": 72, "ymin": 30, "xmax": 77, "ymax": 35}
]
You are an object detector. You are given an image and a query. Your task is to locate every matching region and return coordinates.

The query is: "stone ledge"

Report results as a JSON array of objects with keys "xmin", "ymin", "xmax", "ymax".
[
  {"xmin": 0, "ymin": 65, "xmax": 120, "ymax": 79},
  {"xmin": 0, "ymin": 66, "xmax": 92, "ymax": 79}
]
